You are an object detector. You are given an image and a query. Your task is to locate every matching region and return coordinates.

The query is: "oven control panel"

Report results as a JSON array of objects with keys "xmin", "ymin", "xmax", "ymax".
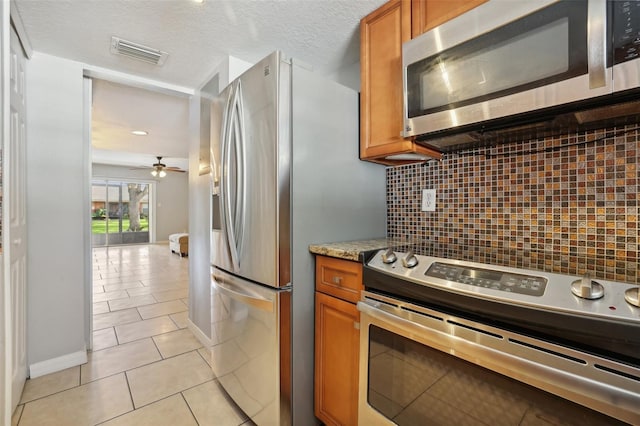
[
  {"xmin": 365, "ymin": 249, "xmax": 640, "ymax": 323},
  {"xmin": 426, "ymin": 262, "xmax": 547, "ymax": 296}
]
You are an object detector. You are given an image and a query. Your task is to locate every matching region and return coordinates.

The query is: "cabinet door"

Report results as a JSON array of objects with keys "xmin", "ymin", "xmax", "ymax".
[
  {"xmin": 360, "ymin": 0, "xmax": 411, "ymax": 160},
  {"xmin": 412, "ymin": 0, "xmax": 488, "ymax": 37},
  {"xmin": 314, "ymin": 292, "xmax": 360, "ymax": 426},
  {"xmin": 360, "ymin": 0, "xmax": 441, "ymax": 164}
]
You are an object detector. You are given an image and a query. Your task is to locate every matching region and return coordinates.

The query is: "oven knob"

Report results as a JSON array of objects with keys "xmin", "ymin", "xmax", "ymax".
[
  {"xmin": 570, "ymin": 275, "xmax": 604, "ymax": 300},
  {"xmin": 624, "ymin": 287, "xmax": 640, "ymax": 307},
  {"xmin": 381, "ymin": 248, "xmax": 397, "ymax": 264},
  {"xmin": 401, "ymin": 250, "xmax": 419, "ymax": 268}
]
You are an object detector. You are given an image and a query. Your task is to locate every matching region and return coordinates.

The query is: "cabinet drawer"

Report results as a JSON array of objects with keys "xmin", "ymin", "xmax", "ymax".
[{"xmin": 315, "ymin": 256, "xmax": 363, "ymax": 304}]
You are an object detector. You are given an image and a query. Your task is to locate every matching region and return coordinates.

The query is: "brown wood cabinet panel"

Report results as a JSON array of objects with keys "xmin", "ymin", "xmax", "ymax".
[
  {"xmin": 360, "ymin": 0, "xmax": 410, "ymax": 159},
  {"xmin": 315, "ymin": 255, "xmax": 363, "ymax": 304},
  {"xmin": 411, "ymin": 0, "xmax": 488, "ymax": 37},
  {"xmin": 360, "ymin": 0, "xmax": 441, "ymax": 165},
  {"xmin": 314, "ymin": 291, "xmax": 360, "ymax": 426}
]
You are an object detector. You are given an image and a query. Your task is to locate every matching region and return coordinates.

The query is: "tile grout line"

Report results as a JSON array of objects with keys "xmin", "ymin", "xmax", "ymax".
[
  {"xmin": 16, "ymin": 366, "xmax": 83, "ymax": 407},
  {"xmin": 179, "ymin": 391, "xmax": 202, "ymax": 425}
]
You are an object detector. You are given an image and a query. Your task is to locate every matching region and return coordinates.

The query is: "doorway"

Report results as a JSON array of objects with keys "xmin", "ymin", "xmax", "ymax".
[{"xmin": 91, "ymin": 179, "xmax": 152, "ymax": 246}]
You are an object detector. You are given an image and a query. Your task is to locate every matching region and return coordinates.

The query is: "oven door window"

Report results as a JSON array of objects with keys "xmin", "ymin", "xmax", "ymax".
[
  {"xmin": 406, "ymin": 1, "xmax": 592, "ymax": 117},
  {"xmin": 366, "ymin": 325, "xmax": 622, "ymax": 425}
]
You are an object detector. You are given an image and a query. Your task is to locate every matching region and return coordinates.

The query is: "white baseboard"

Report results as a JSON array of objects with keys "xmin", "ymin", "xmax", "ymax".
[
  {"xmin": 29, "ymin": 348, "xmax": 87, "ymax": 379},
  {"xmin": 187, "ymin": 318, "xmax": 212, "ymax": 348}
]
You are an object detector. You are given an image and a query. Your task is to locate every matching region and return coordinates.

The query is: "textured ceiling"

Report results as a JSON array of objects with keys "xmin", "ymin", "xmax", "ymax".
[
  {"xmin": 13, "ymin": 0, "xmax": 387, "ymax": 88},
  {"xmin": 13, "ymin": 0, "xmax": 387, "ymax": 169}
]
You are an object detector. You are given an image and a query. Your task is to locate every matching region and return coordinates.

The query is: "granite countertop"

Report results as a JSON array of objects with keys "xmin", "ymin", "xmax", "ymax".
[{"xmin": 309, "ymin": 238, "xmax": 389, "ymax": 262}]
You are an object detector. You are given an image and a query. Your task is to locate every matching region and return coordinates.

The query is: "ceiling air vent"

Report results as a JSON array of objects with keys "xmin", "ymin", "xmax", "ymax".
[{"xmin": 110, "ymin": 36, "xmax": 168, "ymax": 66}]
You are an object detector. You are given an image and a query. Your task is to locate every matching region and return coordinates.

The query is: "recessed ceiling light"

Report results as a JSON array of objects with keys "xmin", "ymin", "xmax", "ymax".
[{"xmin": 131, "ymin": 130, "xmax": 148, "ymax": 136}]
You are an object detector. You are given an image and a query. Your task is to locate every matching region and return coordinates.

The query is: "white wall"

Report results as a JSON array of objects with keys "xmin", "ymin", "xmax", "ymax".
[
  {"xmin": 92, "ymin": 164, "xmax": 189, "ymax": 241},
  {"xmin": 187, "ymin": 92, "xmax": 212, "ymax": 341},
  {"xmin": 212, "ymin": 56, "xmax": 252, "ymax": 94},
  {"xmin": 26, "ymin": 53, "xmax": 87, "ymax": 372},
  {"xmin": 22, "ymin": 50, "xmax": 250, "ymax": 374},
  {"xmin": 327, "ymin": 60, "xmax": 361, "ymax": 91}
]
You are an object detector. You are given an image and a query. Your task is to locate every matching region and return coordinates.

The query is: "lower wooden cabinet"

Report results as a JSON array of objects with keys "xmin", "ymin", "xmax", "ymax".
[{"xmin": 314, "ymin": 291, "xmax": 360, "ymax": 426}]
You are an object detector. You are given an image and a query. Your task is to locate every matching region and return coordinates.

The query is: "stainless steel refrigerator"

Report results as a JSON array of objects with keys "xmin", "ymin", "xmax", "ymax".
[{"xmin": 209, "ymin": 51, "xmax": 386, "ymax": 425}]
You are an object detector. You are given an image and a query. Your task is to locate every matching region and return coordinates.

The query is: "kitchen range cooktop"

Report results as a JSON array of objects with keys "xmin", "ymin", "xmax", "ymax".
[
  {"xmin": 367, "ymin": 248, "xmax": 640, "ymax": 322},
  {"xmin": 363, "ymin": 247, "xmax": 640, "ymax": 364}
]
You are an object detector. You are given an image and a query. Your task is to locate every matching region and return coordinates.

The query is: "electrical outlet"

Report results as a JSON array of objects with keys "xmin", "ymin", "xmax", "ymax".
[{"xmin": 422, "ymin": 189, "xmax": 436, "ymax": 212}]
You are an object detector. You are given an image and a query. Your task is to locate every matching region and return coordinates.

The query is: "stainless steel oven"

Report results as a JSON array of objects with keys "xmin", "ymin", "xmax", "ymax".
[
  {"xmin": 402, "ymin": 0, "xmax": 640, "ymax": 143},
  {"xmin": 358, "ymin": 249, "xmax": 640, "ymax": 425}
]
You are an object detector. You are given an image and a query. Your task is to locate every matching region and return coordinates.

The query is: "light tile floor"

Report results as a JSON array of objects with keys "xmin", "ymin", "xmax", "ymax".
[{"xmin": 12, "ymin": 243, "xmax": 252, "ymax": 426}]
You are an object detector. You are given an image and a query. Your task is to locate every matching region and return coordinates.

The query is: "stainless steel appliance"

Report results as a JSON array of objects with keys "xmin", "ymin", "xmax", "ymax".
[
  {"xmin": 208, "ymin": 51, "xmax": 386, "ymax": 425},
  {"xmin": 402, "ymin": 0, "xmax": 640, "ymax": 146},
  {"xmin": 358, "ymin": 248, "xmax": 640, "ymax": 425}
]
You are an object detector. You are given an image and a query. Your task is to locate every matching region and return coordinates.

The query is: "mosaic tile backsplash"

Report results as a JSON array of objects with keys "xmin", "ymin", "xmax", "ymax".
[{"xmin": 386, "ymin": 124, "xmax": 639, "ymax": 284}]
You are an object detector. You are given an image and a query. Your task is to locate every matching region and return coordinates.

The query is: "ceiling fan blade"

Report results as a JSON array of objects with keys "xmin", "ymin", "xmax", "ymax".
[{"xmin": 166, "ymin": 167, "xmax": 186, "ymax": 173}]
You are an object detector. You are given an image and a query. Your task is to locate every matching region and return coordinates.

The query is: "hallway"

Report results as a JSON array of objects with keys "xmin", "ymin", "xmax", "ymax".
[{"xmin": 12, "ymin": 244, "xmax": 251, "ymax": 425}]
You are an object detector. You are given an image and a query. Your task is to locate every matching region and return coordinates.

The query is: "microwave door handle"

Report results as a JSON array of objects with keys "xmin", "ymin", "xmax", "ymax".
[{"xmin": 587, "ymin": 0, "xmax": 607, "ymax": 89}]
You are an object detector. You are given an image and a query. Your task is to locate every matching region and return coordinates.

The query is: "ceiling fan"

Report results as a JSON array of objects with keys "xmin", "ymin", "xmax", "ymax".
[{"xmin": 149, "ymin": 156, "xmax": 185, "ymax": 177}]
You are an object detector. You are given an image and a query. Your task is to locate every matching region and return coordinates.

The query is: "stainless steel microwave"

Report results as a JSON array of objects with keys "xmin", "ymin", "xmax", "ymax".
[{"xmin": 402, "ymin": 0, "xmax": 640, "ymax": 141}]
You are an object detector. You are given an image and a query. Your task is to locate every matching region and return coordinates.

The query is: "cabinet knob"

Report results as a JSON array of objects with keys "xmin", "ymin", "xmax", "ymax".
[{"xmin": 332, "ymin": 276, "xmax": 343, "ymax": 285}]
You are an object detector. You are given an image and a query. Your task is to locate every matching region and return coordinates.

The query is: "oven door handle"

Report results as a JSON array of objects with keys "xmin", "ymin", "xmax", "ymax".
[{"xmin": 357, "ymin": 298, "xmax": 436, "ymax": 337}]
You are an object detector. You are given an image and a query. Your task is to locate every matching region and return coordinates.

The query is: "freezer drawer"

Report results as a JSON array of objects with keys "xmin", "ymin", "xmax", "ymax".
[{"xmin": 211, "ymin": 267, "xmax": 291, "ymax": 425}]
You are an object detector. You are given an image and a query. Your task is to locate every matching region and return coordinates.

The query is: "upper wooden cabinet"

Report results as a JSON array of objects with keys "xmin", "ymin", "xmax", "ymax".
[
  {"xmin": 412, "ymin": 0, "xmax": 488, "ymax": 37},
  {"xmin": 360, "ymin": 0, "xmax": 437, "ymax": 165},
  {"xmin": 359, "ymin": 0, "xmax": 485, "ymax": 165}
]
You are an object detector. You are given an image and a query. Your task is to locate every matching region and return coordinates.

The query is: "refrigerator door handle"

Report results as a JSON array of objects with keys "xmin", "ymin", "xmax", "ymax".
[
  {"xmin": 212, "ymin": 273, "xmax": 274, "ymax": 312},
  {"xmin": 223, "ymin": 81, "xmax": 241, "ymax": 270},
  {"xmin": 233, "ymin": 80, "xmax": 247, "ymax": 264},
  {"xmin": 219, "ymin": 83, "xmax": 235, "ymax": 267}
]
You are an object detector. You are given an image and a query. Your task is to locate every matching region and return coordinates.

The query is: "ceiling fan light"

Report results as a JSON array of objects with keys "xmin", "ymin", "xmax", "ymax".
[
  {"xmin": 159, "ymin": 170, "xmax": 167, "ymax": 178},
  {"xmin": 151, "ymin": 169, "xmax": 158, "ymax": 177}
]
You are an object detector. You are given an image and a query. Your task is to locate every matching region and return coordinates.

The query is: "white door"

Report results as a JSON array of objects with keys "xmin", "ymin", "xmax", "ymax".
[
  {"xmin": 0, "ymin": 3, "xmax": 7, "ymax": 420},
  {"xmin": 7, "ymin": 23, "xmax": 28, "ymax": 413}
]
